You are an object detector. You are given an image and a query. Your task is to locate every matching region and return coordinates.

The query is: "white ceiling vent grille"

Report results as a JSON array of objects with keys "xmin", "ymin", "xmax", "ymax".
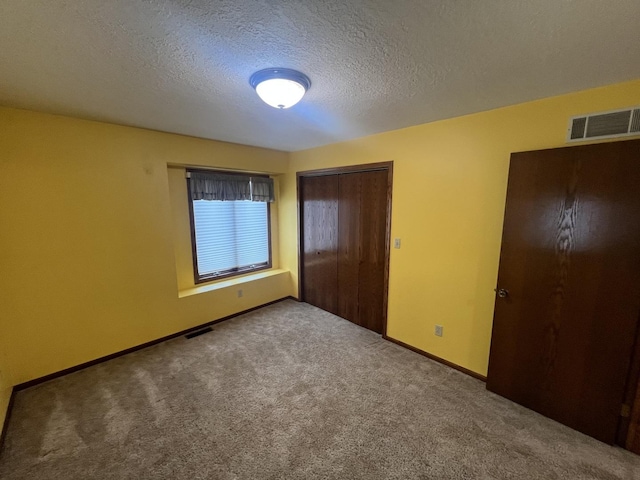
[{"xmin": 568, "ymin": 107, "xmax": 640, "ymax": 142}]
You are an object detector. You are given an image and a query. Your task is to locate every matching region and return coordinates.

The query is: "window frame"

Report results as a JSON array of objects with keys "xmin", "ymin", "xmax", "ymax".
[{"xmin": 186, "ymin": 168, "xmax": 273, "ymax": 284}]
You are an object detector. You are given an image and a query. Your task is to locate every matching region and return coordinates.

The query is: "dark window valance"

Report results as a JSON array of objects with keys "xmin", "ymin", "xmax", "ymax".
[
  {"xmin": 251, "ymin": 176, "xmax": 275, "ymax": 202},
  {"xmin": 189, "ymin": 171, "xmax": 274, "ymax": 202}
]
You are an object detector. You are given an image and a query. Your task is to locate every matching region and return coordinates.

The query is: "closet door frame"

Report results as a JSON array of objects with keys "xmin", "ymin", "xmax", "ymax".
[{"xmin": 296, "ymin": 161, "xmax": 394, "ymax": 335}]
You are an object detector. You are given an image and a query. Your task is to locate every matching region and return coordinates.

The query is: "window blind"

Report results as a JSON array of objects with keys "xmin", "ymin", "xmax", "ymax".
[{"xmin": 192, "ymin": 200, "xmax": 269, "ymax": 277}]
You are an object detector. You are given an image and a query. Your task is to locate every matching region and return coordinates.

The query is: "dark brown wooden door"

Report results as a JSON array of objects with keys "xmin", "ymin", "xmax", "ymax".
[
  {"xmin": 337, "ymin": 170, "xmax": 388, "ymax": 333},
  {"xmin": 487, "ymin": 139, "xmax": 640, "ymax": 444},
  {"xmin": 337, "ymin": 172, "xmax": 360, "ymax": 323},
  {"xmin": 300, "ymin": 166, "xmax": 391, "ymax": 334},
  {"xmin": 301, "ymin": 175, "xmax": 339, "ymax": 315}
]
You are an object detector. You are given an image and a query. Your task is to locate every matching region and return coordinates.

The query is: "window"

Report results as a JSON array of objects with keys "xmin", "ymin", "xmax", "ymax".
[{"xmin": 187, "ymin": 169, "xmax": 273, "ymax": 283}]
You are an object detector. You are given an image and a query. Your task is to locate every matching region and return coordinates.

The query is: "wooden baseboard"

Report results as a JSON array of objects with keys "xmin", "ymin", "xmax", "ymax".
[
  {"xmin": 14, "ymin": 296, "xmax": 295, "ymax": 392},
  {"xmin": 383, "ymin": 335, "xmax": 487, "ymax": 382},
  {"xmin": 0, "ymin": 388, "xmax": 16, "ymax": 456}
]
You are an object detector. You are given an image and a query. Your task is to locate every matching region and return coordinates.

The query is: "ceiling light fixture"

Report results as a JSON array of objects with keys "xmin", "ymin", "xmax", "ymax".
[{"xmin": 249, "ymin": 68, "xmax": 311, "ymax": 109}]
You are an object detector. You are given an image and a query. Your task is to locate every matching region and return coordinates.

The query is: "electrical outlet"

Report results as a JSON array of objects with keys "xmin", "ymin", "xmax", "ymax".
[
  {"xmin": 394, "ymin": 238, "xmax": 401, "ymax": 249},
  {"xmin": 237, "ymin": 289, "xmax": 243, "ymax": 298},
  {"xmin": 435, "ymin": 325, "xmax": 443, "ymax": 337}
]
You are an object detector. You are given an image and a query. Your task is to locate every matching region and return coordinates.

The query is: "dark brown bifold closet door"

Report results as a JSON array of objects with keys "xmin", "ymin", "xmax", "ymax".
[
  {"xmin": 301, "ymin": 174, "xmax": 339, "ymax": 315},
  {"xmin": 301, "ymin": 168, "xmax": 389, "ymax": 334},
  {"xmin": 487, "ymin": 139, "xmax": 640, "ymax": 444},
  {"xmin": 337, "ymin": 171, "xmax": 388, "ymax": 333}
]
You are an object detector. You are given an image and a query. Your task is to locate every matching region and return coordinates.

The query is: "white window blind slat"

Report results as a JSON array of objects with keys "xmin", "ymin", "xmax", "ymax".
[{"xmin": 192, "ymin": 200, "xmax": 269, "ymax": 277}]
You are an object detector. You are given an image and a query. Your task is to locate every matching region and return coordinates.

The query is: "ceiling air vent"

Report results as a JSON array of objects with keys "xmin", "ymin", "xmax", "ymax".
[{"xmin": 567, "ymin": 106, "xmax": 640, "ymax": 142}]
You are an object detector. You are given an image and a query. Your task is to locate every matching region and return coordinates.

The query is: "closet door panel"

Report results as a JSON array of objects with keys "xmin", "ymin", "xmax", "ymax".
[
  {"xmin": 357, "ymin": 169, "xmax": 388, "ymax": 333},
  {"xmin": 337, "ymin": 172, "xmax": 361, "ymax": 324},
  {"xmin": 301, "ymin": 175, "xmax": 339, "ymax": 315}
]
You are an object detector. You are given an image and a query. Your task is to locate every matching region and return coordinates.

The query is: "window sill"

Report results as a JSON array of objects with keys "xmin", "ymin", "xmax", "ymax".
[{"xmin": 178, "ymin": 268, "xmax": 288, "ymax": 298}]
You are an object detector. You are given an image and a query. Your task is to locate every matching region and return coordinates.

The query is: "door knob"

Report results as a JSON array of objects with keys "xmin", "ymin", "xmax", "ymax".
[{"xmin": 495, "ymin": 288, "xmax": 509, "ymax": 298}]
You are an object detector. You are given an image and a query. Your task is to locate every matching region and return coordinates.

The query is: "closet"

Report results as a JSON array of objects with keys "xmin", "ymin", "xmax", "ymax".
[{"xmin": 298, "ymin": 162, "xmax": 392, "ymax": 334}]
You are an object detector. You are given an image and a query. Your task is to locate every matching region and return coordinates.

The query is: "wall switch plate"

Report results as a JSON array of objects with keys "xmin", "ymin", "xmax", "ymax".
[
  {"xmin": 237, "ymin": 289, "xmax": 243, "ymax": 298},
  {"xmin": 435, "ymin": 325, "xmax": 443, "ymax": 337},
  {"xmin": 394, "ymin": 238, "xmax": 401, "ymax": 249}
]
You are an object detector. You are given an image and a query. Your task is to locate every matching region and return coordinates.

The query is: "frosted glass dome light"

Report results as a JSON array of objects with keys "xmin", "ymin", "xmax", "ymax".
[
  {"xmin": 255, "ymin": 78, "xmax": 306, "ymax": 109},
  {"xmin": 250, "ymin": 68, "xmax": 311, "ymax": 109}
]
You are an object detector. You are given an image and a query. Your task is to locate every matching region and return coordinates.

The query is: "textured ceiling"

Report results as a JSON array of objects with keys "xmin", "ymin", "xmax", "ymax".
[{"xmin": 1, "ymin": 1, "xmax": 639, "ymax": 152}]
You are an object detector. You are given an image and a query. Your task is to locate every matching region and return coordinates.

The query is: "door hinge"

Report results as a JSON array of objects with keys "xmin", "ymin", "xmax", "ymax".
[{"xmin": 621, "ymin": 404, "xmax": 631, "ymax": 418}]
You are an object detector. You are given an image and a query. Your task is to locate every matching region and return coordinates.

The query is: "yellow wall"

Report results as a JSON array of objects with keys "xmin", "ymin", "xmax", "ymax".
[
  {"xmin": 1, "ymin": 80, "xmax": 639, "ymax": 432},
  {"xmin": 281, "ymin": 79, "xmax": 640, "ymax": 376},
  {"xmin": 0, "ymin": 349, "xmax": 11, "ymax": 432},
  {"xmin": 0, "ymin": 106, "xmax": 292, "ymax": 402}
]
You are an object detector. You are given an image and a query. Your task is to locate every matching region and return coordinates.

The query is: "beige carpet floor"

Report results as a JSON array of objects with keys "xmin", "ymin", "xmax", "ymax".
[{"xmin": 1, "ymin": 299, "xmax": 640, "ymax": 479}]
